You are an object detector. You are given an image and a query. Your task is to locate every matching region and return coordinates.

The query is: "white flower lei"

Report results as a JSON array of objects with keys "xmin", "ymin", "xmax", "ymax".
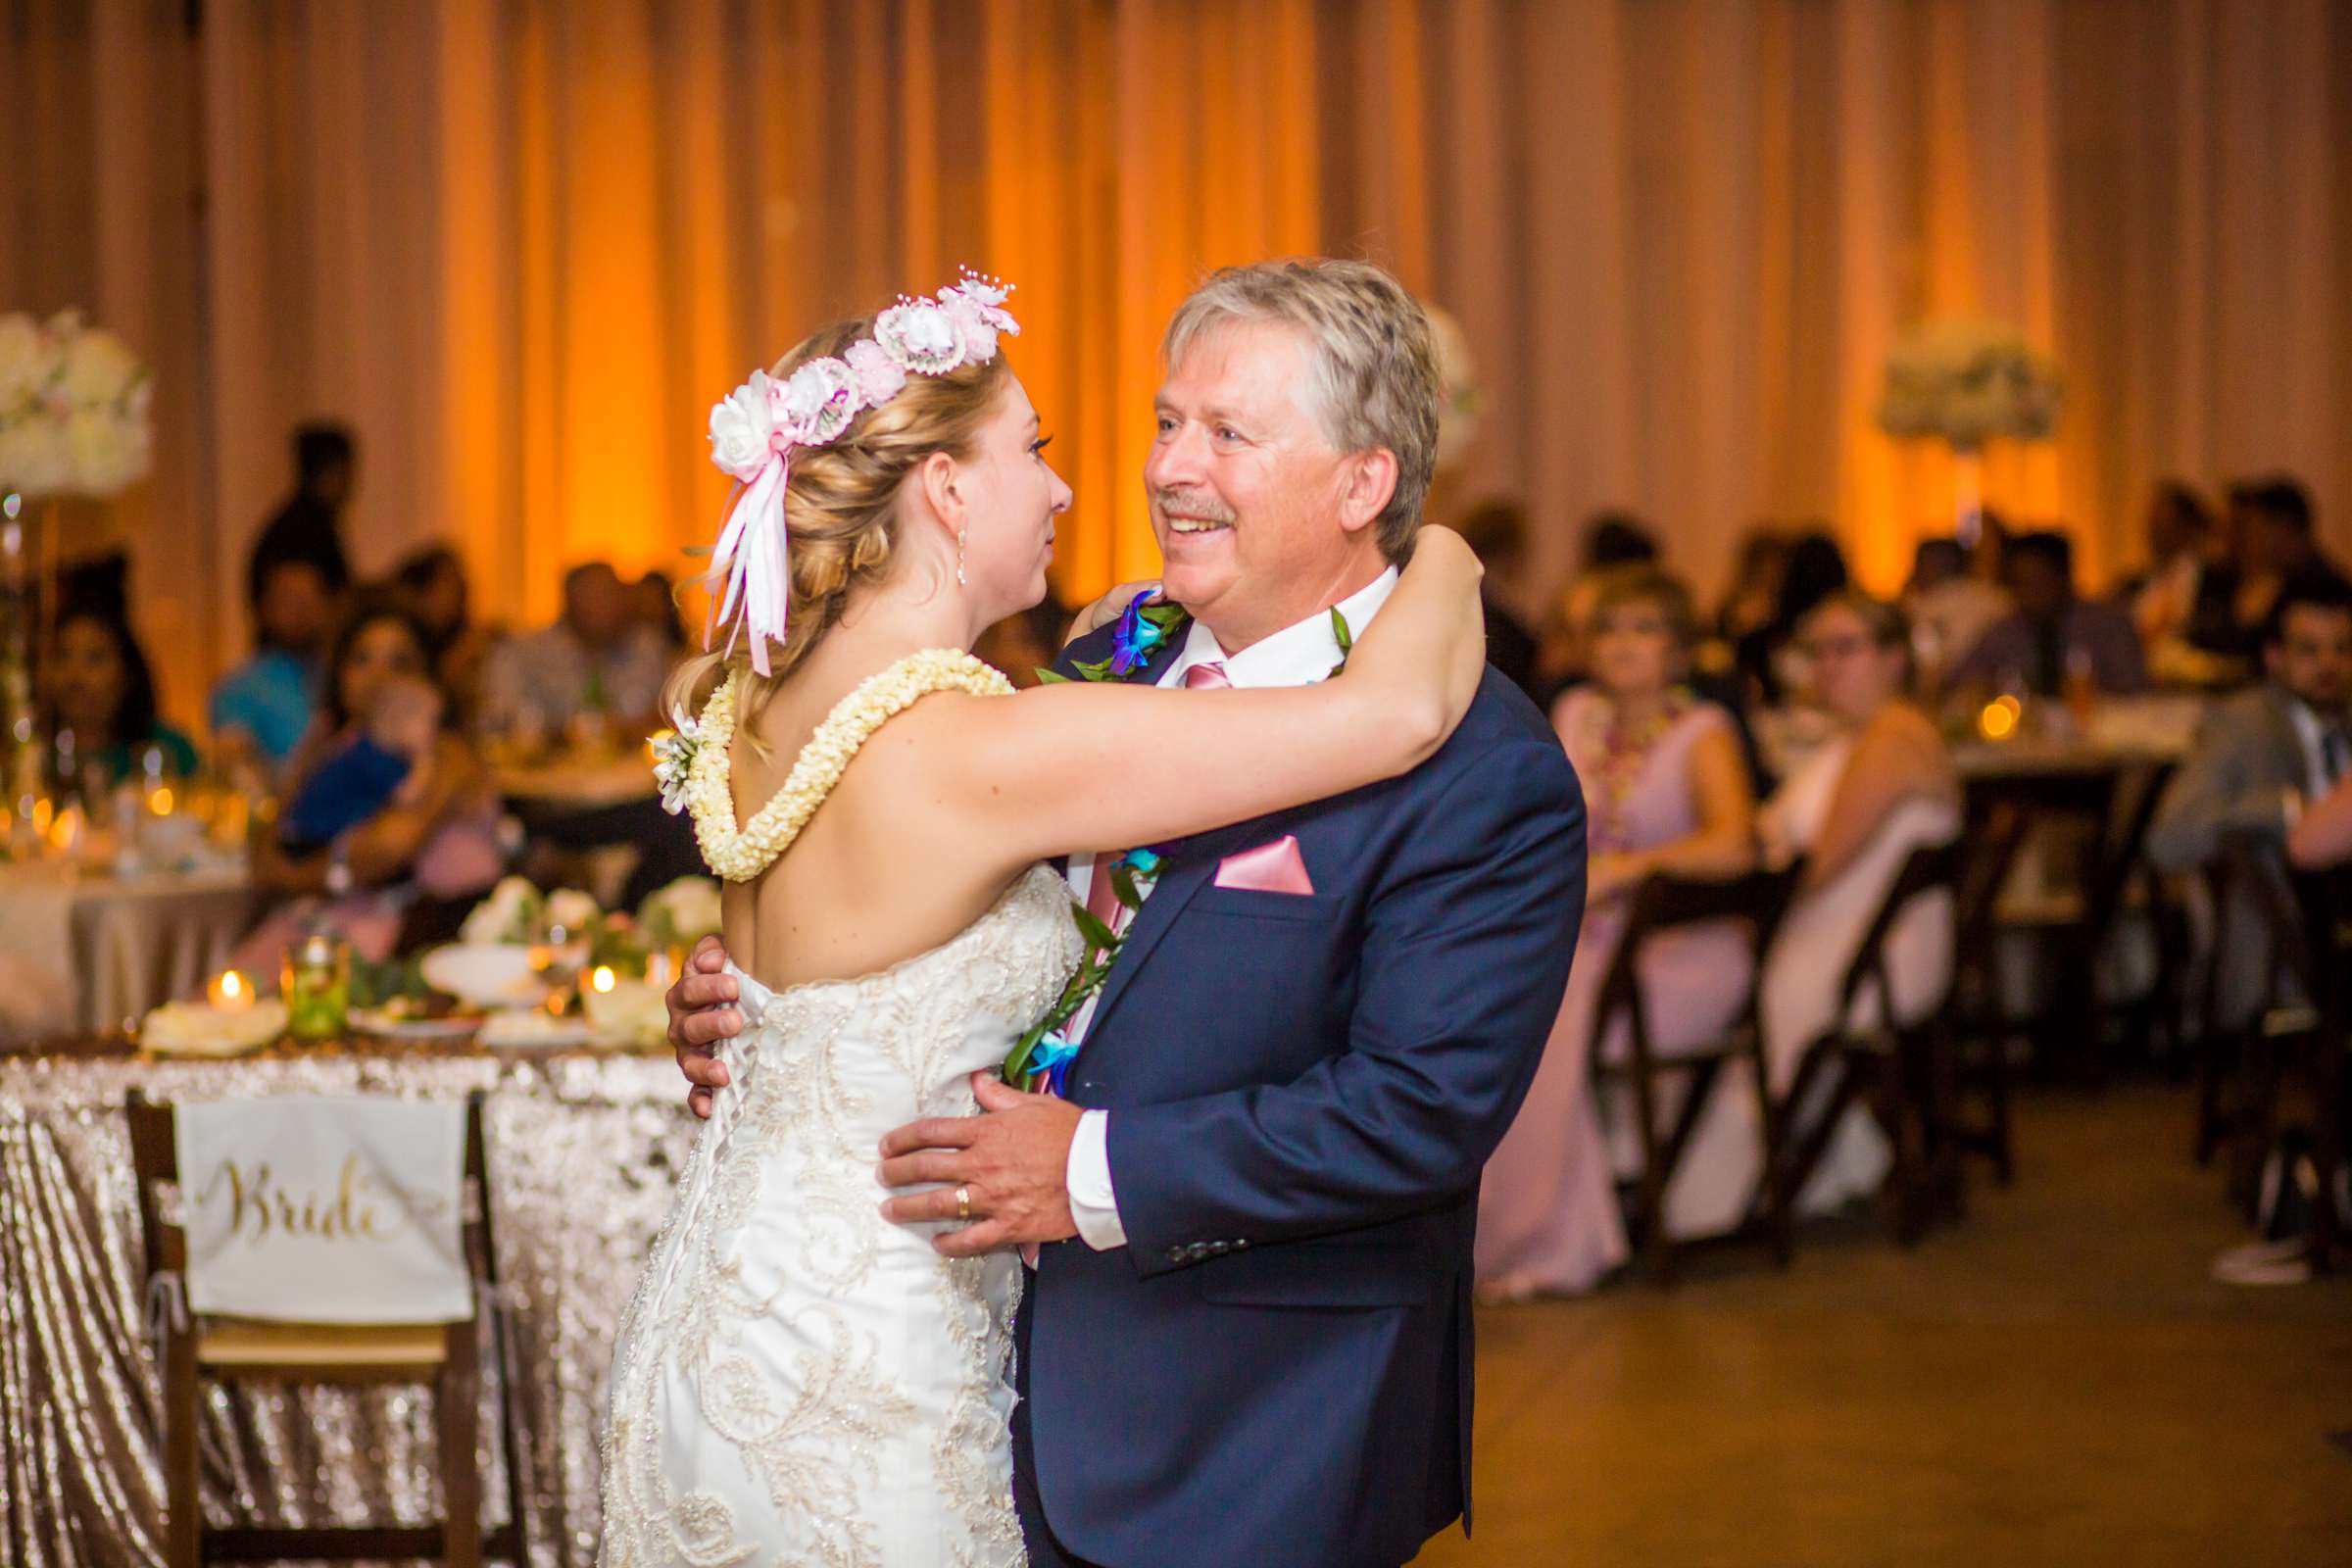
[{"xmin": 681, "ymin": 649, "xmax": 1014, "ymax": 882}]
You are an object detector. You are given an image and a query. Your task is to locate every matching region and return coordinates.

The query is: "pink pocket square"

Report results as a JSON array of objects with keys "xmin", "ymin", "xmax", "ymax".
[{"xmin": 1214, "ymin": 835, "xmax": 1316, "ymax": 895}]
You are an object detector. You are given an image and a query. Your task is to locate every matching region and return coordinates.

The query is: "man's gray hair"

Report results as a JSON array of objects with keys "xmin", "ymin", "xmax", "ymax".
[{"xmin": 1162, "ymin": 259, "xmax": 1439, "ymax": 562}]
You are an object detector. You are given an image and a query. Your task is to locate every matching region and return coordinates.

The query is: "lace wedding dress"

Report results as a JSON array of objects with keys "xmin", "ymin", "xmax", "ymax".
[{"xmin": 599, "ymin": 653, "xmax": 1083, "ymax": 1568}]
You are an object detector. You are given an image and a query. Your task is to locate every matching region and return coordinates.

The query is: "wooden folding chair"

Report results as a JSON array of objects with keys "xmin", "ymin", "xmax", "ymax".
[
  {"xmin": 124, "ymin": 1089, "xmax": 528, "ymax": 1568},
  {"xmin": 2198, "ymin": 839, "xmax": 2350, "ymax": 1269},
  {"xmin": 1965, "ymin": 762, "xmax": 2175, "ymax": 1082},
  {"xmin": 1775, "ymin": 839, "xmax": 1968, "ymax": 1245},
  {"xmin": 1590, "ymin": 862, "xmax": 1804, "ymax": 1282}
]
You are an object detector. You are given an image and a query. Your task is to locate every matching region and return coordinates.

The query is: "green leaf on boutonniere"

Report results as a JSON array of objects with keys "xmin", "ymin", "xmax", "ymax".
[
  {"xmin": 1108, "ymin": 861, "xmax": 1144, "ymax": 909},
  {"xmin": 1035, "ymin": 667, "xmax": 1073, "ymax": 684},
  {"xmin": 1072, "ymin": 655, "xmax": 1114, "ymax": 682},
  {"xmin": 1331, "ymin": 606, "xmax": 1354, "ymax": 656},
  {"xmin": 1071, "ymin": 903, "xmax": 1119, "ymax": 956}
]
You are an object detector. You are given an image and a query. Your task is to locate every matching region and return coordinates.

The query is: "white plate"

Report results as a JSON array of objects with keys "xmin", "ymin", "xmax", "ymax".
[
  {"xmin": 476, "ymin": 1011, "xmax": 594, "ymax": 1050},
  {"xmin": 420, "ymin": 944, "xmax": 548, "ymax": 1009}
]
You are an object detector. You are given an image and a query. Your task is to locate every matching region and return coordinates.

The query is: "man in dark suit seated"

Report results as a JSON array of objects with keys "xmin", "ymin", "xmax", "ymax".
[{"xmin": 1943, "ymin": 528, "xmax": 2146, "ymax": 698}]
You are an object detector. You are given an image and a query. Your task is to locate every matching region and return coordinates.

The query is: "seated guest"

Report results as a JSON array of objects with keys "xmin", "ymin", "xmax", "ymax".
[
  {"xmin": 1478, "ymin": 568, "xmax": 1757, "ymax": 1296},
  {"xmin": 39, "ymin": 607, "xmax": 199, "ymax": 785},
  {"xmin": 2149, "ymin": 572, "xmax": 2352, "ymax": 1020},
  {"xmin": 633, "ymin": 568, "xmax": 692, "ymax": 655},
  {"xmin": 2226, "ymin": 477, "xmax": 2345, "ymax": 655},
  {"xmin": 1737, "ymin": 528, "xmax": 1848, "ymax": 706},
  {"xmin": 1453, "ymin": 499, "xmax": 1544, "ymax": 701},
  {"xmin": 1531, "ymin": 510, "xmax": 1666, "ymax": 705},
  {"xmin": 478, "ymin": 561, "xmax": 669, "ymax": 739},
  {"xmin": 233, "ymin": 596, "xmax": 505, "ymax": 968},
  {"xmin": 1903, "ymin": 536, "xmax": 2009, "ymax": 698},
  {"xmin": 2120, "ymin": 481, "xmax": 2239, "ymax": 658},
  {"xmin": 1752, "ymin": 593, "xmax": 1960, "ymax": 1222},
  {"xmin": 1715, "ymin": 525, "xmax": 1789, "ymax": 645},
  {"xmin": 394, "ymin": 543, "xmax": 499, "ymax": 725},
  {"xmin": 1942, "ymin": 529, "xmax": 2145, "ymax": 698},
  {"xmin": 210, "ymin": 555, "xmax": 332, "ymax": 772}
]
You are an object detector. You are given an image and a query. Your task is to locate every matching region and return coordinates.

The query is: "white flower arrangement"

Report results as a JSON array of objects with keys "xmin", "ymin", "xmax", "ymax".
[
  {"xmin": 460, "ymin": 874, "xmax": 546, "ymax": 946},
  {"xmin": 1877, "ymin": 318, "xmax": 2063, "ymax": 454},
  {"xmin": 0, "ymin": 310, "xmax": 154, "ymax": 498},
  {"xmin": 637, "ymin": 875, "xmax": 723, "ymax": 949},
  {"xmin": 545, "ymin": 887, "xmax": 601, "ymax": 935}
]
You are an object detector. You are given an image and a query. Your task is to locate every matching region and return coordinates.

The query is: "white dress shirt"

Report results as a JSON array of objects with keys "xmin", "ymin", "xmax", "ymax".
[
  {"xmin": 2285, "ymin": 695, "xmax": 2352, "ymax": 801},
  {"xmin": 1060, "ymin": 567, "xmax": 1400, "ymax": 1250}
]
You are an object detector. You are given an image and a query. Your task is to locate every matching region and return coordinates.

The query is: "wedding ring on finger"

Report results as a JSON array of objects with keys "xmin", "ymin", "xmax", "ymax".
[{"xmin": 955, "ymin": 1185, "xmax": 972, "ymax": 1223}]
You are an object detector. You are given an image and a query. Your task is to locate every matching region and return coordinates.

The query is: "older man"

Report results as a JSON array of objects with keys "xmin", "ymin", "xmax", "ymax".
[{"xmin": 669, "ymin": 260, "xmax": 1586, "ymax": 1568}]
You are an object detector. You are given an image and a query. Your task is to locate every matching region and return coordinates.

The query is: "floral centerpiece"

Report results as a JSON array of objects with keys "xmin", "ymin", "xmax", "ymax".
[
  {"xmin": 1877, "ymin": 318, "xmax": 2063, "ymax": 538},
  {"xmin": 638, "ymin": 875, "xmax": 722, "ymax": 952},
  {"xmin": 1, "ymin": 311, "xmax": 153, "ymax": 854},
  {"xmin": 0, "ymin": 310, "xmax": 154, "ymax": 500}
]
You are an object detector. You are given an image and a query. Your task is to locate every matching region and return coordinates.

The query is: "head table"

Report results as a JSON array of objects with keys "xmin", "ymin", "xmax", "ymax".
[{"xmin": 0, "ymin": 1032, "xmax": 699, "ymax": 1568}]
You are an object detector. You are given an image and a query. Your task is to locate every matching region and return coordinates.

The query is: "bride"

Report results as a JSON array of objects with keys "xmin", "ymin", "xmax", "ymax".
[{"xmin": 597, "ymin": 274, "xmax": 1489, "ymax": 1567}]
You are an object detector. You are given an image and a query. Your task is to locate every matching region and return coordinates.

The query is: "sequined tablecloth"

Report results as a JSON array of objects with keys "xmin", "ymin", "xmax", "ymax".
[{"xmin": 0, "ymin": 1039, "xmax": 699, "ymax": 1567}]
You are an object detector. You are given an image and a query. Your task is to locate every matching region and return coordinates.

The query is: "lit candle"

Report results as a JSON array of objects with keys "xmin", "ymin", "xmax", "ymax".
[
  {"xmin": 590, "ymin": 964, "xmax": 616, "ymax": 995},
  {"xmin": 208, "ymin": 970, "xmax": 256, "ymax": 1013}
]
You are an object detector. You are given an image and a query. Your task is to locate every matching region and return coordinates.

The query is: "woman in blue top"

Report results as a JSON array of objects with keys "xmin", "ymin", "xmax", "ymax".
[{"xmin": 40, "ymin": 608, "xmax": 199, "ymax": 786}]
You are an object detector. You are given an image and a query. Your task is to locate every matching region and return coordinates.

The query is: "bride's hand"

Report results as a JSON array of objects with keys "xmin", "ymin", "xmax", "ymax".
[
  {"xmin": 1064, "ymin": 580, "xmax": 1164, "ymax": 647},
  {"xmin": 1342, "ymin": 526, "xmax": 1488, "ymax": 743}
]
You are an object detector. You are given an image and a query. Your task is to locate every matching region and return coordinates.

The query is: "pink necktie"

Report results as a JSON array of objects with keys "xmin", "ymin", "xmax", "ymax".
[
  {"xmin": 1035, "ymin": 660, "xmax": 1232, "ymax": 1268},
  {"xmin": 1080, "ymin": 660, "xmax": 1228, "ymax": 935}
]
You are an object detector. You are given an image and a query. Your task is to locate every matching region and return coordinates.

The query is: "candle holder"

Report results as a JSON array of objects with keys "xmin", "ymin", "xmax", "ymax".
[{"xmin": 282, "ymin": 931, "xmax": 352, "ymax": 1043}]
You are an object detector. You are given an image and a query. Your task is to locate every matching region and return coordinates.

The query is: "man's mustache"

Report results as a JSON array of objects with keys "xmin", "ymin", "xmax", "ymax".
[{"xmin": 1152, "ymin": 488, "xmax": 1236, "ymax": 524}]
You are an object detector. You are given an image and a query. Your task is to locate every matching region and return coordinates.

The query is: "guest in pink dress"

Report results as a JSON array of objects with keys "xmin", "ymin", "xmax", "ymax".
[
  {"xmin": 1478, "ymin": 567, "xmax": 1757, "ymax": 1298},
  {"xmin": 230, "ymin": 596, "xmax": 505, "ymax": 973}
]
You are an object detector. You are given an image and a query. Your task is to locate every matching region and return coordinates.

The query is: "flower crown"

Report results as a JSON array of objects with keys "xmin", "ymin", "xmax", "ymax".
[{"xmin": 704, "ymin": 270, "xmax": 1020, "ymax": 675}]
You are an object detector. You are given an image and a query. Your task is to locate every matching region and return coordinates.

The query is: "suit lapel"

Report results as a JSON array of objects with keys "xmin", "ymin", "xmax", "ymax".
[{"xmin": 2260, "ymin": 688, "xmax": 2311, "ymax": 789}]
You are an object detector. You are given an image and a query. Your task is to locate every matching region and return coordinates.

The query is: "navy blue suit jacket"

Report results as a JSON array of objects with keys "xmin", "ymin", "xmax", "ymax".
[{"xmin": 1019, "ymin": 619, "xmax": 1587, "ymax": 1568}]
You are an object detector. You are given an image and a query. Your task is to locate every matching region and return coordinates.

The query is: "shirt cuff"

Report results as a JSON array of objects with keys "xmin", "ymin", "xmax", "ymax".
[{"xmin": 1065, "ymin": 1108, "xmax": 1127, "ymax": 1250}]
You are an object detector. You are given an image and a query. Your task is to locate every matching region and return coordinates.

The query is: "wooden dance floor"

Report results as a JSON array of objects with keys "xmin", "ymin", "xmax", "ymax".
[{"xmin": 1413, "ymin": 1085, "xmax": 2352, "ymax": 1568}]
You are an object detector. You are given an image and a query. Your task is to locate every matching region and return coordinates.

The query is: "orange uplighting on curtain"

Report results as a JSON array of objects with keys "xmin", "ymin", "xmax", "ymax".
[{"xmin": 15, "ymin": 0, "xmax": 2352, "ymax": 722}]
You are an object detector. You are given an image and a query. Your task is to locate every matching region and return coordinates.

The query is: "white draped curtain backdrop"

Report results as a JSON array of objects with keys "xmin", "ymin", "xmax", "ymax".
[{"xmin": 7, "ymin": 0, "xmax": 2349, "ymax": 727}]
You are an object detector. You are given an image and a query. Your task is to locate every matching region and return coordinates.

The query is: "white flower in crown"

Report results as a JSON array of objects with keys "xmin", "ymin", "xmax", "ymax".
[
  {"xmin": 709, "ymin": 368, "xmax": 780, "ymax": 481},
  {"xmin": 844, "ymin": 338, "xmax": 906, "ymax": 405},
  {"xmin": 777, "ymin": 356, "xmax": 861, "ymax": 446},
  {"xmin": 942, "ymin": 273, "xmax": 1019, "ymax": 361},
  {"xmin": 650, "ymin": 711, "xmax": 703, "ymax": 816},
  {"xmin": 873, "ymin": 298, "xmax": 966, "ymax": 375}
]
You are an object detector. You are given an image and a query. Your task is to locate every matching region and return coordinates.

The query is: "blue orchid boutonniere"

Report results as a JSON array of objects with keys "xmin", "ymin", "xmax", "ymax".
[
  {"xmin": 1003, "ymin": 847, "xmax": 1166, "ymax": 1093},
  {"xmin": 1038, "ymin": 589, "xmax": 1192, "ymax": 686}
]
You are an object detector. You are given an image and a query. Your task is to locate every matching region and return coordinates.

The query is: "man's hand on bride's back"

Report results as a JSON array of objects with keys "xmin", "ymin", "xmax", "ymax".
[{"xmin": 668, "ymin": 935, "xmax": 744, "ymax": 1120}]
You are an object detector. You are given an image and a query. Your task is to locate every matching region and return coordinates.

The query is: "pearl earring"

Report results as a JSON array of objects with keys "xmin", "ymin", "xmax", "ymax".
[{"xmin": 956, "ymin": 529, "xmax": 967, "ymax": 587}]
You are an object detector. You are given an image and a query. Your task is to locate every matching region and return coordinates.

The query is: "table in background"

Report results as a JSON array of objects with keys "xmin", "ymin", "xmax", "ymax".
[
  {"xmin": 0, "ymin": 1035, "xmax": 695, "ymax": 1568},
  {"xmin": 0, "ymin": 861, "xmax": 259, "ymax": 1043}
]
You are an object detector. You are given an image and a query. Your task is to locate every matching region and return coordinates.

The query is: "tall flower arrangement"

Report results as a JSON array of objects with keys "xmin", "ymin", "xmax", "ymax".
[
  {"xmin": 0, "ymin": 310, "xmax": 154, "ymax": 499},
  {"xmin": 1876, "ymin": 318, "xmax": 2062, "ymax": 541},
  {"xmin": 1876, "ymin": 318, "xmax": 2062, "ymax": 453},
  {"xmin": 0, "ymin": 310, "xmax": 151, "ymax": 854}
]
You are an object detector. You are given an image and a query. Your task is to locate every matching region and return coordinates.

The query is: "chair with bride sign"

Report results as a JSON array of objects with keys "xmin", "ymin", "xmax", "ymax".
[{"xmin": 124, "ymin": 1089, "xmax": 527, "ymax": 1568}]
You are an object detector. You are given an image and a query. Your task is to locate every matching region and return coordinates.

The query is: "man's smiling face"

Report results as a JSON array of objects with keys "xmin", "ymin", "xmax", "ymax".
[{"xmin": 1144, "ymin": 318, "xmax": 1378, "ymax": 653}]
